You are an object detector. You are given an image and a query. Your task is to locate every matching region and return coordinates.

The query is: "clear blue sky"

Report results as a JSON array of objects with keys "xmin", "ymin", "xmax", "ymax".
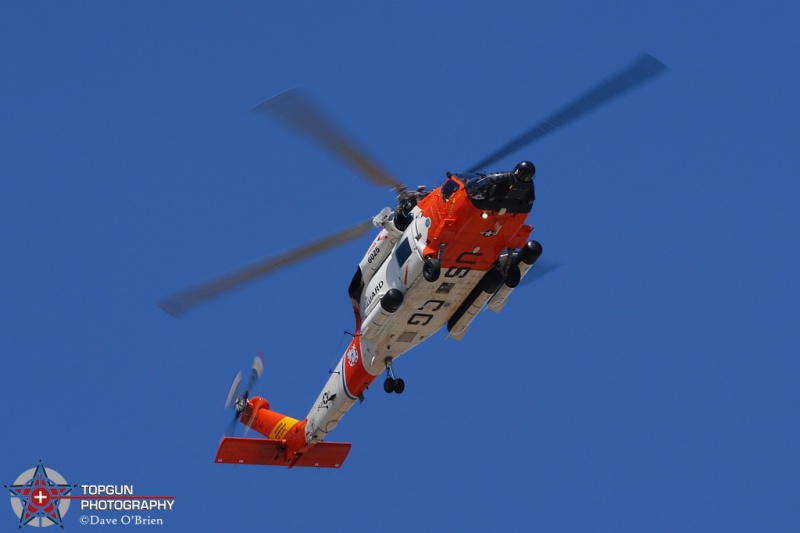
[{"xmin": 2, "ymin": 1, "xmax": 799, "ymax": 531}]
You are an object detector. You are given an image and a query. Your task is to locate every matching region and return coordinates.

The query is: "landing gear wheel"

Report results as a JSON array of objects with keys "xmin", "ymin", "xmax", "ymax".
[
  {"xmin": 384, "ymin": 357, "xmax": 404, "ymax": 394},
  {"xmin": 423, "ymin": 258, "xmax": 441, "ymax": 282}
]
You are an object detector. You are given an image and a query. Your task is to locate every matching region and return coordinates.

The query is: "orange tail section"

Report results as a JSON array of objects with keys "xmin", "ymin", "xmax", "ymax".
[
  {"xmin": 215, "ymin": 396, "xmax": 352, "ymax": 469},
  {"xmin": 216, "ymin": 437, "xmax": 351, "ymax": 469}
]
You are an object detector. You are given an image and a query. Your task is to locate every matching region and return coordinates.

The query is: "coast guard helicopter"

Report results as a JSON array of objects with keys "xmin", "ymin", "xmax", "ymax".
[{"xmin": 161, "ymin": 54, "xmax": 665, "ymax": 468}]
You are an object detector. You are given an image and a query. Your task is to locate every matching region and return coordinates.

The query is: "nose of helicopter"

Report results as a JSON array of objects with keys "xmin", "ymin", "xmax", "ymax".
[{"xmin": 462, "ymin": 161, "xmax": 536, "ymax": 213}]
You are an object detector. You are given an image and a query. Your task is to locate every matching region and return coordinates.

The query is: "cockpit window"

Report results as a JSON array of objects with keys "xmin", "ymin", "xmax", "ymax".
[
  {"xmin": 395, "ymin": 238, "xmax": 412, "ymax": 267},
  {"xmin": 464, "ymin": 174, "xmax": 491, "ymax": 199},
  {"xmin": 442, "ymin": 178, "xmax": 460, "ymax": 202}
]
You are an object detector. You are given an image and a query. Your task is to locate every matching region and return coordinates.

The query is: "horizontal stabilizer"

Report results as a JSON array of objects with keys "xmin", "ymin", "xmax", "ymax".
[{"xmin": 215, "ymin": 437, "xmax": 351, "ymax": 469}]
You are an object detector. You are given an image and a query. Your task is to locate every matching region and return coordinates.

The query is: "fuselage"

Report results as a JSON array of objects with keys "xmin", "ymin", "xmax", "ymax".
[{"xmin": 304, "ymin": 170, "xmax": 535, "ymax": 442}]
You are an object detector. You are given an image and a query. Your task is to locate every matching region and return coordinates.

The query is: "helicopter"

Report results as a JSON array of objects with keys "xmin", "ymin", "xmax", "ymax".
[{"xmin": 160, "ymin": 54, "xmax": 666, "ymax": 468}]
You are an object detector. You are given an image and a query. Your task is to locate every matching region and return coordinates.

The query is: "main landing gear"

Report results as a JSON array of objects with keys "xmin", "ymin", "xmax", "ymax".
[{"xmin": 383, "ymin": 357, "xmax": 405, "ymax": 394}]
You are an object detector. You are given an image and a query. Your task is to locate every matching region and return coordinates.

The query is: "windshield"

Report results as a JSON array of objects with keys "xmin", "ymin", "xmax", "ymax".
[
  {"xmin": 442, "ymin": 177, "xmax": 460, "ymax": 201},
  {"xmin": 452, "ymin": 171, "xmax": 534, "ymax": 213},
  {"xmin": 462, "ymin": 174, "xmax": 492, "ymax": 199}
]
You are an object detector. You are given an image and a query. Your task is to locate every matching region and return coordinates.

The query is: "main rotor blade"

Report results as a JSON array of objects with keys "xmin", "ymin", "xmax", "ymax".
[
  {"xmin": 255, "ymin": 90, "xmax": 406, "ymax": 193},
  {"xmin": 467, "ymin": 54, "xmax": 666, "ymax": 172},
  {"xmin": 159, "ymin": 219, "xmax": 374, "ymax": 317}
]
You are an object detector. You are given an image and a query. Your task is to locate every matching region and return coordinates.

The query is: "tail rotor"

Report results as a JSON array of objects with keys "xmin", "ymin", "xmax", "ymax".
[{"xmin": 223, "ymin": 353, "xmax": 265, "ymax": 436}]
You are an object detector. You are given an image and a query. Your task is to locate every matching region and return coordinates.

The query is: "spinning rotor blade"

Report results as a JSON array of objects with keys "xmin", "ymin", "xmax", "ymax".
[
  {"xmin": 468, "ymin": 54, "xmax": 666, "ymax": 172},
  {"xmin": 224, "ymin": 371, "xmax": 243, "ymax": 409},
  {"xmin": 255, "ymin": 89, "xmax": 406, "ymax": 193},
  {"xmin": 239, "ymin": 354, "xmax": 264, "ymax": 436},
  {"xmin": 245, "ymin": 353, "xmax": 265, "ymax": 396},
  {"xmin": 160, "ymin": 219, "xmax": 374, "ymax": 317},
  {"xmin": 243, "ymin": 410, "xmax": 257, "ymax": 437},
  {"xmin": 224, "ymin": 354, "xmax": 265, "ymax": 436}
]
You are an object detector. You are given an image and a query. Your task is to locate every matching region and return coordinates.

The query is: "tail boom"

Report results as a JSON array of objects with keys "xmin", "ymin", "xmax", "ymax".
[{"xmin": 215, "ymin": 396, "xmax": 352, "ymax": 469}]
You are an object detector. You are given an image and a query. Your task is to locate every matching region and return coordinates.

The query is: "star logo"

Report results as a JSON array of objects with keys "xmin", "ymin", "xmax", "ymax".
[
  {"xmin": 5, "ymin": 461, "xmax": 76, "ymax": 529},
  {"xmin": 480, "ymin": 222, "xmax": 503, "ymax": 238}
]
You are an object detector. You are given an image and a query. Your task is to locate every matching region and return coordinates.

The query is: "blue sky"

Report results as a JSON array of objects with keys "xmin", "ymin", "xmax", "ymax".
[{"xmin": 2, "ymin": 1, "xmax": 798, "ymax": 531}]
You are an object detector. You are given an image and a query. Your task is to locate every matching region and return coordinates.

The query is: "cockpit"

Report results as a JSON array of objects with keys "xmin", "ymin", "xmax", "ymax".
[{"xmin": 443, "ymin": 161, "xmax": 536, "ymax": 214}]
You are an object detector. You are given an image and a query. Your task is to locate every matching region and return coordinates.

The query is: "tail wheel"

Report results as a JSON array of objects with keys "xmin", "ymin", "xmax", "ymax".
[{"xmin": 423, "ymin": 258, "xmax": 441, "ymax": 282}]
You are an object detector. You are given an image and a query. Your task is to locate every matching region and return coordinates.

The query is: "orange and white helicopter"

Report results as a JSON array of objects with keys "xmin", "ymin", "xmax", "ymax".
[{"xmin": 161, "ymin": 54, "xmax": 665, "ymax": 468}]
